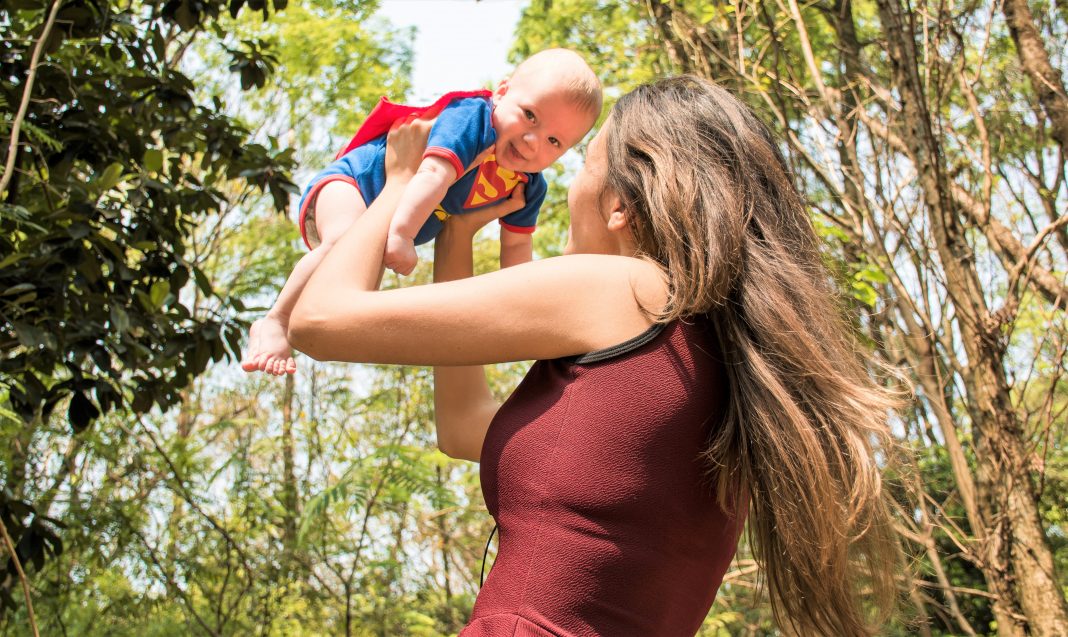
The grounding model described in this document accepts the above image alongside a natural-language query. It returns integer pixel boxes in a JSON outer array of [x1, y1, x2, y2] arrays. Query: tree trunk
[[873, 0, 1068, 633], [1002, 0, 1068, 155], [641, 0, 1068, 634], [344, 580, 353, 637], [280, 372, 298, 580]]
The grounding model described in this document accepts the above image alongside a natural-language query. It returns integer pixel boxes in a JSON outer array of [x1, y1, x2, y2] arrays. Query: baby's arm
[[384, 155, 455, 275], [499, 229, 533, 268]]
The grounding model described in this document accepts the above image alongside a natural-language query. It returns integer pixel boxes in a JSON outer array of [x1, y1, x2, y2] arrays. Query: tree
[[0, 0, 300, 613], [0, 0, 409, 624], [512, 1, 1068, 634]]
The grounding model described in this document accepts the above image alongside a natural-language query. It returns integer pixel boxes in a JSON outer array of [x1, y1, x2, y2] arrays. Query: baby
[[242, 49, 602, 375]]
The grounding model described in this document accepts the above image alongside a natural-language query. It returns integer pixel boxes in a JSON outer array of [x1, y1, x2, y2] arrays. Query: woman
[[289, 76, 901, 636]]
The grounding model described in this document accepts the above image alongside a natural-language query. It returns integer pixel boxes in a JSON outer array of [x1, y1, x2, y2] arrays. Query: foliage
[[0, 0, 302, 608], [0, 0, 296, 436], [0, 0, 410, 626], [510, 0, 1068, 634], [2, 0, 1066, 634]]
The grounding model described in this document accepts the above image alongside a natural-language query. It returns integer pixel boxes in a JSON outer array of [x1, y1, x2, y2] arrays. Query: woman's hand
[[384, 114, 434, 182], [440, 182, 527, 245]]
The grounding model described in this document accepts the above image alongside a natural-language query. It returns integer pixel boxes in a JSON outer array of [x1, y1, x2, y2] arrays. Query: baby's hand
[[385, 232, 418, 275]]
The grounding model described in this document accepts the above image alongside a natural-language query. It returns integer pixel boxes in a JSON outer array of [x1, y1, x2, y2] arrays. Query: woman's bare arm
[[430, 199, 519, 461], [498, 229, 533, 269], [290, 252, 659, 365]]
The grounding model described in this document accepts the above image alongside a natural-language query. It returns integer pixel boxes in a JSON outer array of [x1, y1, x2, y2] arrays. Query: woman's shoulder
[[544, 253, 665, 291], [518, 254, 668, 353], [532, 253, 667, 312]]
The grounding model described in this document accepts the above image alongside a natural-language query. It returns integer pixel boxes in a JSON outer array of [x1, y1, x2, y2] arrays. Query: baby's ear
[[494, 78, 510, 99]]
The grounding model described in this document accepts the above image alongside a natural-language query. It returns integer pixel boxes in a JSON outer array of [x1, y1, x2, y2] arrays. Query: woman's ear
[[602, 191, 628, 232], [606, 207, 637, 253], [606, 209, 629, 232]]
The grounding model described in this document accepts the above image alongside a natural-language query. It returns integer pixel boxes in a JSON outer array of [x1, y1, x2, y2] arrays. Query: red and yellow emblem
[[464, 154, 528, 209]]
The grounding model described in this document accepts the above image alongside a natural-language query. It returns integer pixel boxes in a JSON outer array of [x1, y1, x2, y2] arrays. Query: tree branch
[[1002, 0, 1068, 157], [0, 0, 62, 200], [0, 517, 40, 637]]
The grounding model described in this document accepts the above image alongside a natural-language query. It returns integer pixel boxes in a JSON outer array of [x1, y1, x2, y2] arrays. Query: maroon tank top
[[460, 320, 746, 637]]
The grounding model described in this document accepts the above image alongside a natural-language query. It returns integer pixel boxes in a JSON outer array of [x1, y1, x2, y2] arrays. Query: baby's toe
[[246, 353, 260, 370], [253, 353, 271, 372]]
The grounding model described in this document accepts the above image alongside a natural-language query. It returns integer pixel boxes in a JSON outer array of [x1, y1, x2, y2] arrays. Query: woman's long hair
[[605, 75, 902, 636]]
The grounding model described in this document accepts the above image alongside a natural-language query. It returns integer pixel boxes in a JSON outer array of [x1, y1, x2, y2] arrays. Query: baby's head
[[491, 49, 602, 173]]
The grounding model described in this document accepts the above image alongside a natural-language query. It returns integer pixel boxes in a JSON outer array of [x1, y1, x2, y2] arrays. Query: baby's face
[[491, 74, 594, 173]]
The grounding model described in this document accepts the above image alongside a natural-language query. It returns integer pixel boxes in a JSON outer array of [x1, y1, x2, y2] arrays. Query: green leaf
[[12, 322, 47, 348], [110, 305, 130, 333], [2, 283, 35, 296], [855, 264, 889, 285], [20, 120, 62, 152], [149, 280, 170, 308], [150, 27, 166, 60], [143, 149, 163, 173], [0, 403, 20, 423], [192, 266, 213, 296], [0, 252, 26, 269], [94, 162, 124, 193], [851, 279, 878, 307], [67, 392, 99, 433]]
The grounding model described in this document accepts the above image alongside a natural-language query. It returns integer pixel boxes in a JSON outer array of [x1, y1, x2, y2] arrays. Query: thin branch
[[0, 517, 40, 637], [118, 416, 257, 583], [129, 525, 219, 636], [1006, 214, 1068, 296], [0, 0, 63, 199]]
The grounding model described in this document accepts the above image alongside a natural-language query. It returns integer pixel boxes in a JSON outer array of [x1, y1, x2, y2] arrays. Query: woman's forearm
[[432, 222, 500, 461], [499, 231, 533, 268], [287, 178, 406, 354]]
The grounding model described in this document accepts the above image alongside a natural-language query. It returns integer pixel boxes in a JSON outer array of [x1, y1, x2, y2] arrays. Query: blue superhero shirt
[[298, 96, 547, 247]]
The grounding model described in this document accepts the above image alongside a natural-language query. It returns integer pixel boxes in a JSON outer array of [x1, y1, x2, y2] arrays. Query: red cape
[[335, 89, 494, 159]]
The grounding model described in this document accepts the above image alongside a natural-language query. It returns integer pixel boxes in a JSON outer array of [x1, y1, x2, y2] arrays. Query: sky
[[372, 0, 584, 180], [375, 0, 527, 103]]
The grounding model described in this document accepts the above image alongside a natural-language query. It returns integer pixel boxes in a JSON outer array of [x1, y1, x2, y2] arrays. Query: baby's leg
[[243, 181, 366, 375]]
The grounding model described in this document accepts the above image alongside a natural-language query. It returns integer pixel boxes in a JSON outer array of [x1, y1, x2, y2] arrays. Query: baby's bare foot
[[384, 233, 418, 276], [242, 316, 297, 375]]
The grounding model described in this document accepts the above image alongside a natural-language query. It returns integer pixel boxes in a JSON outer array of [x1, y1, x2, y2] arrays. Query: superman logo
[[463, 154, 528, 209]]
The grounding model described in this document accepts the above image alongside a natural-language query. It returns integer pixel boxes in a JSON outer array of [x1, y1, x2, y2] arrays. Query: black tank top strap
[[572, 322, 668, 365]]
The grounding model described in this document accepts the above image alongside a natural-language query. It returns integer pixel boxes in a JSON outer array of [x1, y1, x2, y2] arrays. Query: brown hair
[[604, 75, 902, 635]]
